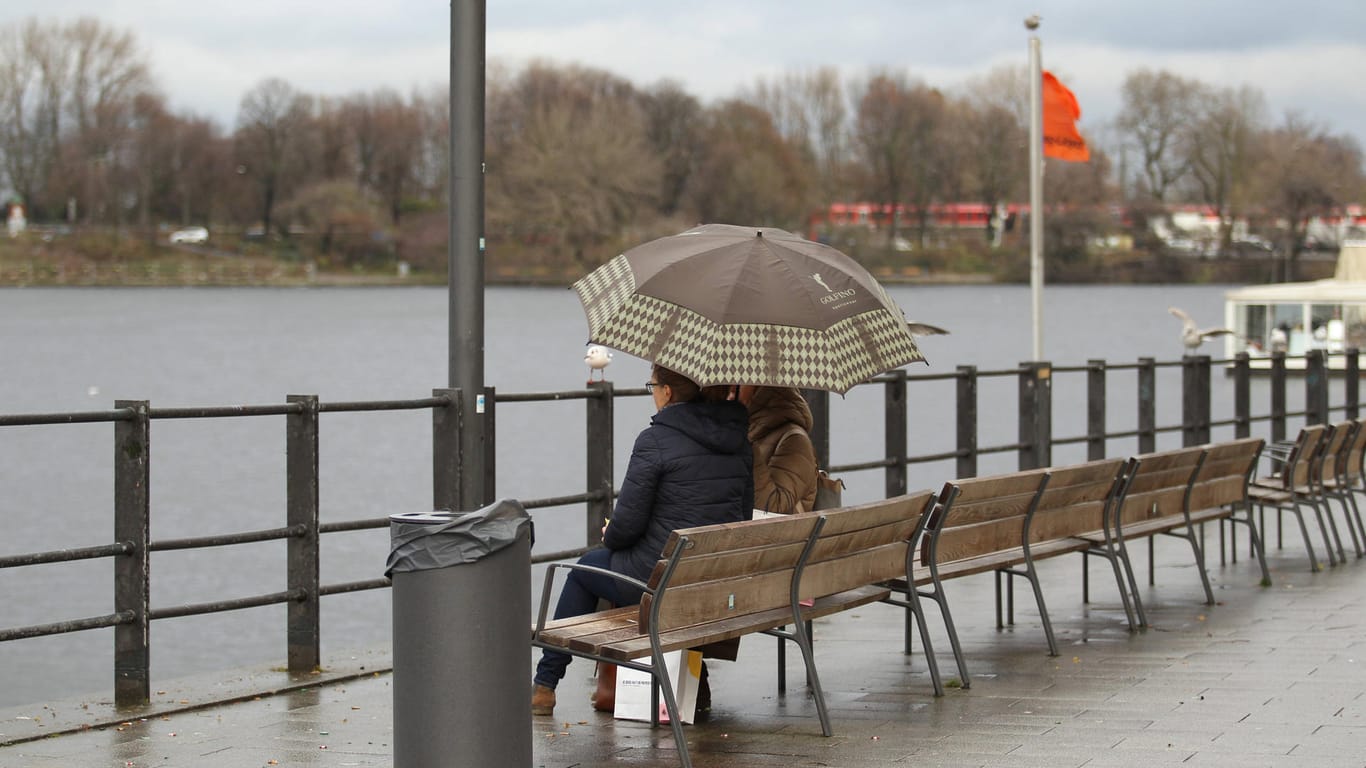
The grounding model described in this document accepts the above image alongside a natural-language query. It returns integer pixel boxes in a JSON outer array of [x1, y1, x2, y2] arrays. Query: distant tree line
[[1, 16, 1363, 280]]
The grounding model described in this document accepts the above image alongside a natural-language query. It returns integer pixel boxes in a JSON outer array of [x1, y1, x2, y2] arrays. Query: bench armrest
[[532, 560, 652, 635]]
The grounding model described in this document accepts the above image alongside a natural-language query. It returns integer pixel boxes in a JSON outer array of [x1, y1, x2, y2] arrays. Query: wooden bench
[[884, 457, 1132, 688], [530, 490, 936, 768], [1079, 438, 1264, 628], [1248, 424, 1332, 571], [1322, 419, 1366, 557]]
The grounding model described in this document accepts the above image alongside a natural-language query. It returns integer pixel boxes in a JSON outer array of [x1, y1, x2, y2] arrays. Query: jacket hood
[[746, 387, 814, 441], [652, 399, 750, 454]]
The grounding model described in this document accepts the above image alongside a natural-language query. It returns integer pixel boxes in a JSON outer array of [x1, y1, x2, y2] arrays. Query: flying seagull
[[1169, 307, 1234, 352], [584, 344, 613, 382]]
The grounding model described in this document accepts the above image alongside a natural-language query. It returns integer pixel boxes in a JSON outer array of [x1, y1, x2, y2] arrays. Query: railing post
[[956, 366, 978, 479], [804, 389, 831, 470], [482, 386, 497, 504], [884, 370, 908, 498], [286, 394, 320, 673], [1234, 352, 1251, 438], [1018, 362, 1051, 470], [1181, 355, 1212, 446], [1270, 353, 1287, 442], [1347, 349, 1360, 420], [114, 400, 150, 708], [1305, 349, 1329, 425], [586, 382, 614, 545], [1087, 359, 1106, 460], [432, 387, 462, 510], [1137, 357, 1156, 454]]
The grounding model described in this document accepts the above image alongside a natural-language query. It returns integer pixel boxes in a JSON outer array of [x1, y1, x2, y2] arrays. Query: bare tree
[[683, 99, 811, 228], [1254, 114, 1366, 281], [235, 77, 314, 234], [0, 18, 64, 218], [61, 17, 156, 224], [1115, 69, 1198, 202], [1182, 84, 1265, 254], [742, 67, 851, 206], [637, 80, 703, 216], [486, 63, 662, 268]]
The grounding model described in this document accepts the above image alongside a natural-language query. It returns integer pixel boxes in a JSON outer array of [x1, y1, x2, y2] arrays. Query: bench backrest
[[1317, 421, 1355, 488], [926, 469, 1048, 565], [1339, 419, 1366, 485], [1113, 445, 1205, 528], [1189, 437, 1263, 511], [643, 513, 821, 632], [1271, 424, 1328, 491], [641, 491, 935, 632], [1027, 458, 1126, 544], [801, 490, 935, 599]]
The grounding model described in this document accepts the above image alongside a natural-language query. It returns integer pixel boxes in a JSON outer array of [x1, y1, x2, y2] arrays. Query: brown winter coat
[[747, 387, 819, 514]]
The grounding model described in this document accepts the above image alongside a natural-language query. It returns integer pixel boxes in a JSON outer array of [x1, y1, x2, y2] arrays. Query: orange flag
[[1042, 71, 1089, 162]]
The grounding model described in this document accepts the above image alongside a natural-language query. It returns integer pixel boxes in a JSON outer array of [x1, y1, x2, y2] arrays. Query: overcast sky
[[6, 0, 1366, 154]]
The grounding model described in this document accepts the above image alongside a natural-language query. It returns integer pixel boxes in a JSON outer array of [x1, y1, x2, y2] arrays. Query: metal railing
[[0, 349, 1357, 706]]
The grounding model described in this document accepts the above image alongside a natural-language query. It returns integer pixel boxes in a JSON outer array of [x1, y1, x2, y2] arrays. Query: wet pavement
[[4, 532, 1366, 768]]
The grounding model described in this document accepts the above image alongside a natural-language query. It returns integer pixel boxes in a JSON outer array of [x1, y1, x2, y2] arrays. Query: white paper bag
[[613, 649, 701, 724]]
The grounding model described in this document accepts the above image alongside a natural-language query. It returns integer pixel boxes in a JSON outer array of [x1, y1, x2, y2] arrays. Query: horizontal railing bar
[[151, 589, 305, 620], [0, 542, 131, 569], [495, 390, 602, 403], [321, 518, 389, 534], [150, 525, 305, 552], [0, 611, 133, 642], [533, 546, 592, 565], [319, 397, 449, 413], [523, 492, 599, 509], [0, 408, 135, 426], [150, 404, 301, 419], [320, 578, 391, 596]]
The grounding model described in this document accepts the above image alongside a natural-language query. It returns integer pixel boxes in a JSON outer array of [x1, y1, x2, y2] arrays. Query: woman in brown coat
[[738, 385, 819, 515]]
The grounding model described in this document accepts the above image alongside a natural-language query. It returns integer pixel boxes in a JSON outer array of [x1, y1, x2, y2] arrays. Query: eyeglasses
[[645, 381, 662, 393]]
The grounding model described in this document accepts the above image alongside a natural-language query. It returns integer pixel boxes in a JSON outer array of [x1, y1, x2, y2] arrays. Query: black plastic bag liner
[[385, 498, 532, 577]]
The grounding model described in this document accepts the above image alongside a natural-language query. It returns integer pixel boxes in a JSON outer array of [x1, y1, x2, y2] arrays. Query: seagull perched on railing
[[1169, 307, 1234, 352], [584, 345, 612, 382]]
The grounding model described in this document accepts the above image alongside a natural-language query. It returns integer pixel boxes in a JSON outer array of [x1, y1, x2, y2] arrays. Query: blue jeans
[[534, 547, 638, 690]]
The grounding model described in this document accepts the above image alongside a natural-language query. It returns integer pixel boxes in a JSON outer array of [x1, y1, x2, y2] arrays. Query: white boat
[[1224, 241, 1366, 370]]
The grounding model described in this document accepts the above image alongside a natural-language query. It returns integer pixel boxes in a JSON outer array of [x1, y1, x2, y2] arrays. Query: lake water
[[0, 283, 1318, 707]]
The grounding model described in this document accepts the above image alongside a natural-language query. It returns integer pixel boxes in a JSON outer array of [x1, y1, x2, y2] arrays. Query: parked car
[[169, 226, 208, 244]]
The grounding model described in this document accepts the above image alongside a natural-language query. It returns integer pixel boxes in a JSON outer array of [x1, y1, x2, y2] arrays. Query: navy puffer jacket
[[603, 398, 753, 601]]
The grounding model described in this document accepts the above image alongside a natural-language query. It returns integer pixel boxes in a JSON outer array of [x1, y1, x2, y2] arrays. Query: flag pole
[[1027, 20, 1044, 362]]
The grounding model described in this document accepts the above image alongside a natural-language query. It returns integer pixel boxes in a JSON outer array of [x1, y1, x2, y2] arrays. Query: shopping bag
[[613, 649, 702, 724]]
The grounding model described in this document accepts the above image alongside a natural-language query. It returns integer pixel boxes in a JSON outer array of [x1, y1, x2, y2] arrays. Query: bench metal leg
[[788, 618, 832, 737], [1337, 494, 1365, 557], [647, 646, 694, 768], [1110, 538, 1148, 629], [884, 585, 947, 696], [1347, 491, 1366, 556], [919, 581, 971, 689], [1308, 499, 1341, 567]]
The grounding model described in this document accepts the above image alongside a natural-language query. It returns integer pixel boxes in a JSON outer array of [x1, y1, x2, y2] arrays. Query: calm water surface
[[0, 283, 1307, 707]]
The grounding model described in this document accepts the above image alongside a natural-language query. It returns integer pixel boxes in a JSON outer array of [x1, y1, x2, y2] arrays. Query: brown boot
[[531, 684, 556, 716]]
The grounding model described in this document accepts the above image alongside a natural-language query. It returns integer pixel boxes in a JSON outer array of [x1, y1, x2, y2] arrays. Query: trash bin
[[387, 499, 533, 768]]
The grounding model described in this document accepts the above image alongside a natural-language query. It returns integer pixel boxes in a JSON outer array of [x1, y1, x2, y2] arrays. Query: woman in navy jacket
[[532, 364, 753, 714]]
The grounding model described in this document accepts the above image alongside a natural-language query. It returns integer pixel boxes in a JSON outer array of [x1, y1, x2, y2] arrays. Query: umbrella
[[572, 223, 926, 394]]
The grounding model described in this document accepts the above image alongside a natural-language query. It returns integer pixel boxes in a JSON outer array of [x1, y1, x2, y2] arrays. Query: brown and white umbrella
[[572, 223, 926, 394]]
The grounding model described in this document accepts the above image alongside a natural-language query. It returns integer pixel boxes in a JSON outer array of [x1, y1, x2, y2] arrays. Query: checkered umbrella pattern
[[572, 225, 926, 393]]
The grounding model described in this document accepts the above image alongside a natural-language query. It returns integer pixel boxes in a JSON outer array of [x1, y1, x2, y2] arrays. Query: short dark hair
[[651, 364, 723, 404]]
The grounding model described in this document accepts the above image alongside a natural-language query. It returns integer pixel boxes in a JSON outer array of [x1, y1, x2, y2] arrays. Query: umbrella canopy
[[572, 223, 926, 394]]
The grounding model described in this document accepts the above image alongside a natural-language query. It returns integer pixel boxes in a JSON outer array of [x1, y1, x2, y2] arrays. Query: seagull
[[1168, 307, 1234, 352], [584, 345, 612, 382], [907, 322, 950, 337]]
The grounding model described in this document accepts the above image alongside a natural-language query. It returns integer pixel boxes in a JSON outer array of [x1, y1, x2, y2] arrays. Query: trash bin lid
[[385, 498, 531, 576]]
